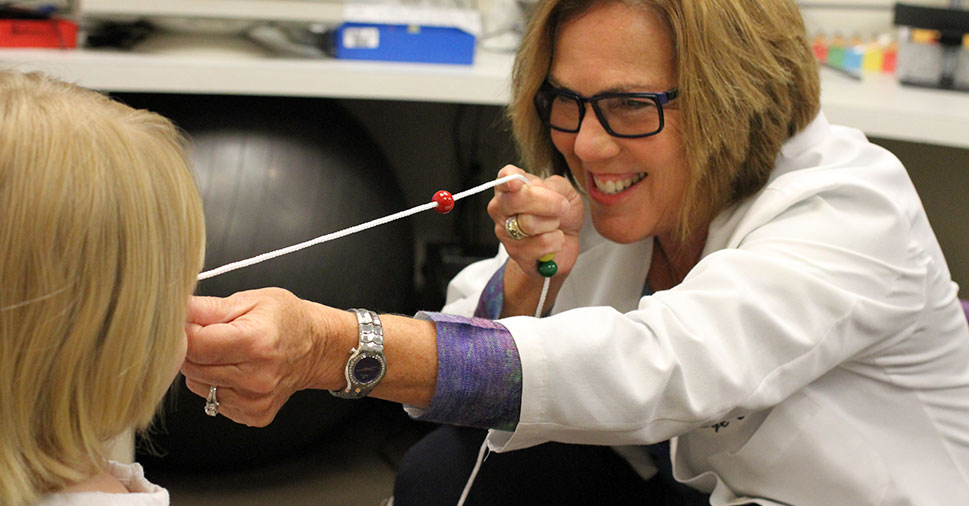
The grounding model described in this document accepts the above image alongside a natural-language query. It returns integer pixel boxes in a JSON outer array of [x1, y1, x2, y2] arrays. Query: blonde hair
[[510, 0, 820, 242], [0, 70, 205, 505]]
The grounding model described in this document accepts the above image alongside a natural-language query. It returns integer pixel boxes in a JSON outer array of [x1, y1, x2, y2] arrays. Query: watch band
[[330, 308, 387, 399]]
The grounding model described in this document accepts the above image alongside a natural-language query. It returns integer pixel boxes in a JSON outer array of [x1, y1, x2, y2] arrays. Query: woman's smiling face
[[549, 1, 688, 244]]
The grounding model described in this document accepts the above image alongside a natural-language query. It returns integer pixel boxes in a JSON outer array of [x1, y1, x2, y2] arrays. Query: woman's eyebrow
[[546, 76, 662, 94]]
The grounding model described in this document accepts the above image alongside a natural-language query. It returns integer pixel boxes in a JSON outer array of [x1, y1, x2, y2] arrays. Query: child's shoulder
[[33, 461, 169, 506]]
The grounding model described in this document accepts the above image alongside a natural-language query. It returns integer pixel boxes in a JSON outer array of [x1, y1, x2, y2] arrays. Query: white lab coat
[[442, 114, 969, 505]]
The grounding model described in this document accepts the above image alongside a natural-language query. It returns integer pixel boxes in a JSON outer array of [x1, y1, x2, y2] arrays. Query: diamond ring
[[204, 386, 220, 417]]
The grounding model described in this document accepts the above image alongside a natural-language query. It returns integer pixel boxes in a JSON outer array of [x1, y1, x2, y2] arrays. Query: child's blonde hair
[[0, 70, 206, 505]]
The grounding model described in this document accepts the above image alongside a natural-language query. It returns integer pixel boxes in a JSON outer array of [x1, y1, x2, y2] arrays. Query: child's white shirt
[[35, 461, 168, 506]]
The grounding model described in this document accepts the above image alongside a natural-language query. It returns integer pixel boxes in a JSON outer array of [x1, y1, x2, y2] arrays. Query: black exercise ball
[[116, 93, 415, 471]]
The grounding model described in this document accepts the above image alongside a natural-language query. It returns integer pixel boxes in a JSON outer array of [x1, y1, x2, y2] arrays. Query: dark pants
[[393, 425, 708, 506]]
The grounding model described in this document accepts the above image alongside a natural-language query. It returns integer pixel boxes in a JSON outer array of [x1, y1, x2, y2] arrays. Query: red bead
[[432, 190, 455, 214]]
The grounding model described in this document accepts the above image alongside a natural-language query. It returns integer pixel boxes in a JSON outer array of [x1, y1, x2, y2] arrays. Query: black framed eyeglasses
[[533, 80, 679, 138]]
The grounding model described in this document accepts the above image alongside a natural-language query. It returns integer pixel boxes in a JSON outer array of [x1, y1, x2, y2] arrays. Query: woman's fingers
[[184, 377, 282, 427], [187, 294, 255, 326], [487, 167, 584, 281], [185, 320, 255, 365], [511, 212, 562, 239], [490, 169, 572, 231], [185, 292, 274, 364], [494, 164, 534, 195], [181, 361, 250, 393], [495, 183, 571, 220], [181, 287, 324, 427], [543, 175, 586, 234], [495, 220, 566, 253]]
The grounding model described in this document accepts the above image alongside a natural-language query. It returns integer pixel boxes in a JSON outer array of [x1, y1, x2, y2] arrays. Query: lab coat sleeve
[[440, 247, 509, 317], [489, 176, 928, 452]]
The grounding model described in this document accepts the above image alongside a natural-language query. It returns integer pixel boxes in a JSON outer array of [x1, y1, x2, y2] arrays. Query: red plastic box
[[0, 19, 77, 48]]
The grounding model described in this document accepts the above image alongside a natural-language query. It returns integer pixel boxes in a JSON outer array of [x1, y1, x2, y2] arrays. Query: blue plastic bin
[[333, 22, 475, 65]]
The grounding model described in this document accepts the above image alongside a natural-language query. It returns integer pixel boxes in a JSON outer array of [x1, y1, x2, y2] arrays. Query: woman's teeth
[[594, 173, 647, 195]]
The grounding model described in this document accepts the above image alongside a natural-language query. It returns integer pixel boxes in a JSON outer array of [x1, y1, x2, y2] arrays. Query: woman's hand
[[487, 165, 584, 316], [181, 288, 355, 427]]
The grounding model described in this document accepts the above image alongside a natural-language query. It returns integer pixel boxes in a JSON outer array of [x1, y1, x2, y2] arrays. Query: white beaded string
[[535, 278, 550, 319], [456, 176, 551, 506], [458, 273, 550, 506], [197, 173, 531, 281], [457, 437, 491, 506], [194, 171, 550, 506]]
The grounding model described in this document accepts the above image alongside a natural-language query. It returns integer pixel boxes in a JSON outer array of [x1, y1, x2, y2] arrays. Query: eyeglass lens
[[547, 93, 662, 136]]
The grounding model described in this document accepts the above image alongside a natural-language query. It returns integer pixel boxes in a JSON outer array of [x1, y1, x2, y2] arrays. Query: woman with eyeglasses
[[182, 0, 969, 504]]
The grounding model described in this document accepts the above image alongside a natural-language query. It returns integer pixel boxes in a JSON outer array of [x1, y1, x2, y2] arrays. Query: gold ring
[[505, 215, 529, 240]]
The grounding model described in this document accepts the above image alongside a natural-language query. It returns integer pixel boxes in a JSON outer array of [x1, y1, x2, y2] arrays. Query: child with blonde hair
[[0, 70, 205, 505]]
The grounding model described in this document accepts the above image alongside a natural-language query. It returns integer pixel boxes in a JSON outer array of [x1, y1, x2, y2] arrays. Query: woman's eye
[[617, 98, 654, 110], [601, 97, 654, 114], [552, 94, 574, 105]]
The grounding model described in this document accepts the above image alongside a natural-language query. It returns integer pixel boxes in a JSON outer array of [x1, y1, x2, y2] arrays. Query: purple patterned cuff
[[473, 262, 506, 319], [414, 311, 522, 431]]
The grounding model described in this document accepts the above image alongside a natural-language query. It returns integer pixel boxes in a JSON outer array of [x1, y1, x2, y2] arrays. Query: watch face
[[352, 356, 383, 384]]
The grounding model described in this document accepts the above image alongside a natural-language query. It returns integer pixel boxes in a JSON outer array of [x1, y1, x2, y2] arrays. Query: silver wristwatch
[[330, 308, 387, 399]]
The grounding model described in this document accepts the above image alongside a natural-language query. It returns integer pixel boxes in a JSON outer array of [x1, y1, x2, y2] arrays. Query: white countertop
[[819, 68, 969, 149]]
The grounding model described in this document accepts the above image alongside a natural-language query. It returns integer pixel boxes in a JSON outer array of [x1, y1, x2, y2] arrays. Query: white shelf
[[0, 47, 514, 105], [0, 46, 967, 148], [80, 0, 344, 23]]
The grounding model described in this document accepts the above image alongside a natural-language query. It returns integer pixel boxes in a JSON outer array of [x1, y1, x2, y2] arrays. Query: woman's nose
[[573, 107, 620, 161]]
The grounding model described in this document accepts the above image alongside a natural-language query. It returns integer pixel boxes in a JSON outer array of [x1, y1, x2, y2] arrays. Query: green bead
[[537, 260, 558, 277]]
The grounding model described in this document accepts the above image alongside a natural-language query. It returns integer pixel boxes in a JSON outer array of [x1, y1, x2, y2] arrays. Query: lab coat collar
[[702, 112, 831, 258], [779, 111, 830, 160]]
